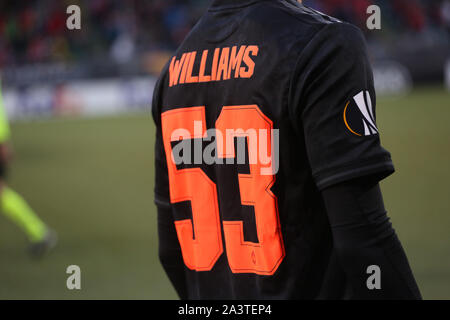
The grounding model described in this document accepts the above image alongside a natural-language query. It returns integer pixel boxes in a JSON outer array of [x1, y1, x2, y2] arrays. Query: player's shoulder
[[249, 1, 365, 50], [266, 0, 340, 25]]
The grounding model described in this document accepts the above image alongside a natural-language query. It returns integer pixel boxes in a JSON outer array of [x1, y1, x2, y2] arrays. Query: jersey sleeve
[[290, 22, 394, 190]]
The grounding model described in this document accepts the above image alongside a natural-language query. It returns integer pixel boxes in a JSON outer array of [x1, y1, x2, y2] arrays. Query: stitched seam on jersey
[[316, 163, 394, 191], [208, 0, 268, 12], [287, 22, 338, 135], [315, 159, 394, 188], [154, 193, 171, 208], [314, 154, 392, 177], [318, 163, 394, 187]]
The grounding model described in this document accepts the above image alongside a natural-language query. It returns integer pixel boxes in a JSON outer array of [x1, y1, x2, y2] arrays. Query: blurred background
[[0, 0, 448, 299]]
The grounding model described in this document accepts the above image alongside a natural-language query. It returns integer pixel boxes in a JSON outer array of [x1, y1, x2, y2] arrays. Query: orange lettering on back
[[228, 46, 246, 79], [211, 48, 220, 81], [179, 52, 192, 84], [216, 47, 230, 81], [186, 51, 199, 83], [169, 53, 187, 87], [240, 46, 259, 78], [199, 50, 211, 82], [168, 45, 258, 87]]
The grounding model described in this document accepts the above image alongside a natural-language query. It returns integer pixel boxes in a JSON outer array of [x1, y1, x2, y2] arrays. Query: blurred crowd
[[307, 0, 450, 33], [0, 0, 449, 69], [0, 0, 207, 68]]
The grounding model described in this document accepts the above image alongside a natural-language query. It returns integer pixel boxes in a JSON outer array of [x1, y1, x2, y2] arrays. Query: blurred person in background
[[0, 80, 56, 258]]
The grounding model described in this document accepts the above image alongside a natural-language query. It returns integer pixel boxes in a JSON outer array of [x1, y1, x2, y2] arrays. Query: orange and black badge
[[343, 90, 379, 137]]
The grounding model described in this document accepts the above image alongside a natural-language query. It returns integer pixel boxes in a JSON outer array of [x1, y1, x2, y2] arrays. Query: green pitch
[[0, 87, 448, 299]]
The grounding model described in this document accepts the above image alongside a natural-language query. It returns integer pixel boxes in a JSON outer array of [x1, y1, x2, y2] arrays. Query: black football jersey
[[152, 0, 394, 299]]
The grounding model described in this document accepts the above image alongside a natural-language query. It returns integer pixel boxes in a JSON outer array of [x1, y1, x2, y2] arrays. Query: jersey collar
[[209, 0, 267, 11]]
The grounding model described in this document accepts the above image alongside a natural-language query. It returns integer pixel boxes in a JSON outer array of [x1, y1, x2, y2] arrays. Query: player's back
[[153, 0, 391, 299]]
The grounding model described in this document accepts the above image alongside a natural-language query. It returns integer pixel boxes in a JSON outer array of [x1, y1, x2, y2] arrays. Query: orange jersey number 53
[[161, 105, 285, 275]]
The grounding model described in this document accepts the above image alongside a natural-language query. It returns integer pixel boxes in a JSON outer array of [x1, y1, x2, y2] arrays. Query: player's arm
[[290, 22, 421, 299], [322, 177, 421, 299], [154, 130, 188, 300], [152, 75, 188, 299]]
